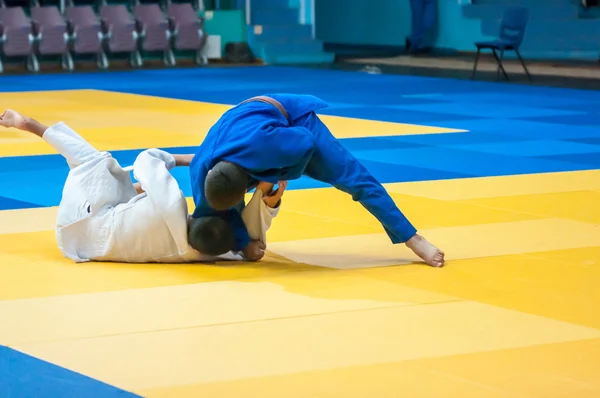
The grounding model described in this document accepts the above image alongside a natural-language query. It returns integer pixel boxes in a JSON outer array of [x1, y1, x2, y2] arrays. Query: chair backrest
[[31, 6, 65, 27], [65, 6, 99, 27], [100, 5, 133, 23], [498, 6, 529, 47], [168, 3, 199, 24], [0, 6, 29, 27], [134, 4, 165, 24]]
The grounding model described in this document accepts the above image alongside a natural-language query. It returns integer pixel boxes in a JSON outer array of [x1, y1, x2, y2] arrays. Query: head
[[205, 161, 248, 210], [187, 216, 235, 256]]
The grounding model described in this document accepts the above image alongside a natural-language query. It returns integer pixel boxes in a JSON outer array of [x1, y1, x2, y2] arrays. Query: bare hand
[[243, 240, 266, 261], [0, 109, 26, 129], [259, 181, 288, 208]]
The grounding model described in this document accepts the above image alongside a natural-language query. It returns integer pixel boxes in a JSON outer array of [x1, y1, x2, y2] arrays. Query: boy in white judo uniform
[[0, 109, 282, 263]]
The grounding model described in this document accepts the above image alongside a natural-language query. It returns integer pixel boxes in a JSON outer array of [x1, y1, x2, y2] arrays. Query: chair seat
[[475, 40, 515, 50], [472, 6, 531, 82]]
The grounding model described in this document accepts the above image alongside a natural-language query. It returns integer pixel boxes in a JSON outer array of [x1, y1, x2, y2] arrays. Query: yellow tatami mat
[[1, 169, 599, 396], [0, 90, 463, 157], [0, 89, 598, 397]]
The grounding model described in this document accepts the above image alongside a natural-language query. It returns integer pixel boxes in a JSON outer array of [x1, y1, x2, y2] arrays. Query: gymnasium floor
[[0, 66, 599, 397]]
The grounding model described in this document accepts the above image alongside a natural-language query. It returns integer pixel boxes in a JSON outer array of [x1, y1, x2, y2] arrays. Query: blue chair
[[471, 6, 531, 81]]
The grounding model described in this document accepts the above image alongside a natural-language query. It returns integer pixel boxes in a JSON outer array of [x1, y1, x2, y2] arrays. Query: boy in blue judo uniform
[[189, 94, 445, 267]]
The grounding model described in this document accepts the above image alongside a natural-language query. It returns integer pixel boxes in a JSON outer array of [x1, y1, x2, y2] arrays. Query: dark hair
[[187, 216, 235, 256], [205, 161, 248, 210]]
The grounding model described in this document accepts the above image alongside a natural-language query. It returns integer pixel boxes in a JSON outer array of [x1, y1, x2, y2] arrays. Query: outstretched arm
[[173, 154, 194, 167], [1, 109, 103, 169], [0, 109, 47, 137]]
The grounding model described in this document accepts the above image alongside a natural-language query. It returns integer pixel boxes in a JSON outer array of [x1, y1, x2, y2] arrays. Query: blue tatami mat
[[0, 66, 599, 209], [447, 140, 600, 157], [0, 346, 139, 398], [0, 196, 41, 211]]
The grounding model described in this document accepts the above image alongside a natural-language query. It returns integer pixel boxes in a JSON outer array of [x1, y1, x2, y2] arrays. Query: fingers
[[251, 251, 265, 261], [273, 181, 288, 199], [256, 181, 274, 195], [0, 109, 15, 128], [245, 240, 267, 261], [253, 241, 266, 261], [249, 248, 265, 261]]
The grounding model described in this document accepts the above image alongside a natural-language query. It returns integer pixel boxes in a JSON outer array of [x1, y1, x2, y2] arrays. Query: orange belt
[[238, 95, 290, 123]]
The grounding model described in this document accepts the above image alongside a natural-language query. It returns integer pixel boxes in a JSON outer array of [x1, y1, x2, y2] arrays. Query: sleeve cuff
[[141, 149, 177, 171]]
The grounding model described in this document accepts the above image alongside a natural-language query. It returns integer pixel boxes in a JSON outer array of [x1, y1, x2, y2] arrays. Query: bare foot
[[405, 234, 445, 268]]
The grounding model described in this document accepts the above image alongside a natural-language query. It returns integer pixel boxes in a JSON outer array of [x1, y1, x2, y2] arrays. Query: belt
[[238, 95, 290, 123]]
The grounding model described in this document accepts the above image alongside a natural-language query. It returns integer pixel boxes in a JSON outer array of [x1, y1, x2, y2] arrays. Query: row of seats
[[0, 2, 207, 73], [0, 0, 204, 8]]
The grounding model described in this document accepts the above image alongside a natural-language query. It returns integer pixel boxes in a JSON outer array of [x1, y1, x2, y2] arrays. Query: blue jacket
[[190, 94, 328, 250], [190, 93, 418, 251]]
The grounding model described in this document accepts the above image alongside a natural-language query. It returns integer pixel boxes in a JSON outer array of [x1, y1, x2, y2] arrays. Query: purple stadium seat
[[65, 5, 109, 69], [167, 3, 207, 64], [0, 7, 38, 73], [30, 6, 74, 71], [133, 4, 175, 66], [100, 5, 143, 67]]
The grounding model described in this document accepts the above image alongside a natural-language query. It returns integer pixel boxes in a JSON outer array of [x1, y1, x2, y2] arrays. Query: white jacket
[[46, 122, 277, 263]]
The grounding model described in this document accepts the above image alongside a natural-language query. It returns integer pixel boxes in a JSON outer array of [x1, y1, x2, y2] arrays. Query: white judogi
[[46, 122, 278, 263]]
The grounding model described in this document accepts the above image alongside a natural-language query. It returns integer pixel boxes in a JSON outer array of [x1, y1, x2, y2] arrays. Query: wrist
[[18, 116, 32, 131], [174, 154, 194, 167], [266, 198, 281, 209]]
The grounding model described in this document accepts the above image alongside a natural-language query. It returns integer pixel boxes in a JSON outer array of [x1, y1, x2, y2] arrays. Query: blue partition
[[246, 0, 334, 64], [314, 0, 600, 61]]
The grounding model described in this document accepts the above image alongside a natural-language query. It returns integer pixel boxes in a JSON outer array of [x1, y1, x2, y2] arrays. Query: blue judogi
[[189, 94, 417, 250]]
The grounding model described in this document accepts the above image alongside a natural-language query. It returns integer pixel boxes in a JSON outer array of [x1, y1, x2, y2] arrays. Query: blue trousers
[[409, 0, 437, 50], [297, 112, 418, 244]]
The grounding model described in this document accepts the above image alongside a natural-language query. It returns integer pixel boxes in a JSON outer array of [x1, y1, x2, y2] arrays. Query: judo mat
[[0, 66, 599, 397]]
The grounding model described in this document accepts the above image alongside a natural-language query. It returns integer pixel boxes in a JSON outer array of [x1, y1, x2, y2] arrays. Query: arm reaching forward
[[1, 109, 107, 170], [1, 109, 47, 136], [133, 153, 194, 194]]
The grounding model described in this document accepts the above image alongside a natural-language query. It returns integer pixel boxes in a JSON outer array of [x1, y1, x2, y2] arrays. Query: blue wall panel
[[314, 0, 600, 60]]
